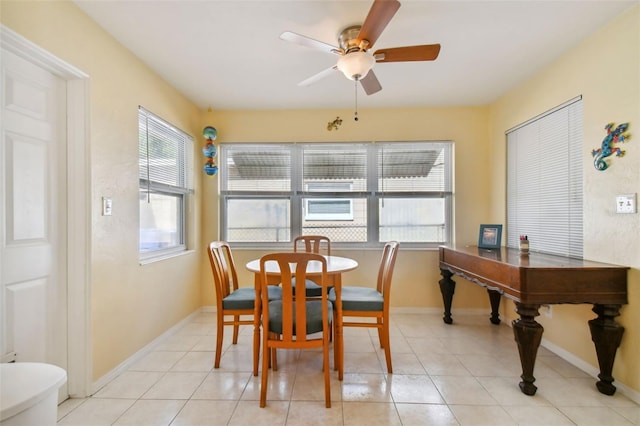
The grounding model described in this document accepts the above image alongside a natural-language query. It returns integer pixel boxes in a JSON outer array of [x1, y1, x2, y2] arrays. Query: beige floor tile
[[431, 376, 497, 405], [476, 377, 552, 406], [228, 400, 289, 425], [342, 351, 384, 374], [396, 403, 460, 426], [129, 350, 186, 372], [286, 400, 344, 425], [170, 351, 215, 372], [417, 352, 471, 376], [242, 371, 295, 401], [448, 405, 517, 425], [559, 406, 636, 425], [170, 400, 238, 426], [155, 334, 201, 351], [57, 398, 86, 421], [93, 371, 164, 399], [385, 352, 426, 375], [456, 354, 521, 377], [191, 371, 252, 400], [341, 373, 393, 402], [611, 406, 640, 425], [501, 405, 574, 425], [290, 371, 342, 402], [387, 374, 445, 404], [342, 401, 402, 426], [57, 398, 135, 425], [112, 399, 185, 425], [142, 372, 208, 399]]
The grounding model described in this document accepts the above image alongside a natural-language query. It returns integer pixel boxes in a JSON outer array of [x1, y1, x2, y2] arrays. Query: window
[[220, 142, 452, 248], [138, 107, 193, 258], [305, 182, 354, 221], [506, 97, 583, 258]]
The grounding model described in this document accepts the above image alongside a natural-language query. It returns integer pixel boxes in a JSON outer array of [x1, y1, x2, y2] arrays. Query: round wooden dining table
[[245, 255, 358, 286]]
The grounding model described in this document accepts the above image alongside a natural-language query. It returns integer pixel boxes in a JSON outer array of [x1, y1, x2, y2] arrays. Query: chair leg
[[214, 313, 224, 368], [252, 322, 260, 377], [323, 332, 331, 408], [260, 339, 269, 407], [334, 313, 344, 381], [232, 315, 240, 344], [381, 322, 392, 374]]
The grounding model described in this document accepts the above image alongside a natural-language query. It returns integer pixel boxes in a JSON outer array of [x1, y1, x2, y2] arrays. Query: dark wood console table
[[438, 245, 628, 396]]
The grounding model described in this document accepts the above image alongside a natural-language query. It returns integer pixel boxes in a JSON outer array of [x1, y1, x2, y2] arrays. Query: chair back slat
[[293, 235, 331, 256], [259, 252, 328, 344], [379, 241, 400, 299]]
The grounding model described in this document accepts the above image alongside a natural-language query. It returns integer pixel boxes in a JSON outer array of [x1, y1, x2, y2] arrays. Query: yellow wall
[[488, 5, 640, 394], [1, 1, 204, 380]]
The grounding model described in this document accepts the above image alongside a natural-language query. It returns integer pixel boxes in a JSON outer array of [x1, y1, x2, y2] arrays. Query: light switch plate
[[616, 194, 636, 214], [102, 197, 113, 216]]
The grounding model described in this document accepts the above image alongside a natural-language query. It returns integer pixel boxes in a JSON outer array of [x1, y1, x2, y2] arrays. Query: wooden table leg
[[588, 304, 624, 395], [487, 289, 502, 325], [439, 268, 456, 324], [512, 303, 543, 396]]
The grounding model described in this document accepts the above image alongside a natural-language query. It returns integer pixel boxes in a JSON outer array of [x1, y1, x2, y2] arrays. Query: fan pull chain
[[354, 80, 359, 122]]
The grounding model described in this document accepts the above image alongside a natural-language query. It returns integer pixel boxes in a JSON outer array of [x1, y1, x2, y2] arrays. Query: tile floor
[[57, 311, 639, 425]]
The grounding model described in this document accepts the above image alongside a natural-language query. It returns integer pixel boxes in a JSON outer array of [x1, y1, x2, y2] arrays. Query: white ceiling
[[73, 0, 637, 111]]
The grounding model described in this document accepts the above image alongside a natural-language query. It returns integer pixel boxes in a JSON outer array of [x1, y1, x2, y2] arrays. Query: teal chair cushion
[[292, 278, 326, 297], [223, 285, 282, 310], [267, 300, 333, 335], [329, 286, 383, 311]]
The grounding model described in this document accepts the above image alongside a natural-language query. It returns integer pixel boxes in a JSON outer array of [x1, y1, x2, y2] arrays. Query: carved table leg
[[588, 304, 624, 395], [512, 303, 543, 396], [439, 268, 456, 324], [487, 289, 502, 325]]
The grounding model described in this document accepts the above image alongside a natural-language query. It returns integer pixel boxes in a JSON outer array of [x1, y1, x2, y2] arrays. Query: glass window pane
[[226, 199, 290, 242], [379, 198, 445, 242], [302, 198, 367, 242], [139, 191, 182, 252]]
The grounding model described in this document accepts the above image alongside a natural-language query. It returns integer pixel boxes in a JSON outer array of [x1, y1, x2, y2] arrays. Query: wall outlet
[[616, 194, 637, 214]]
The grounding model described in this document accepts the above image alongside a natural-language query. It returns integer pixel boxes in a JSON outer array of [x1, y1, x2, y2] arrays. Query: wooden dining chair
[[293, 235, 331, 297], [330, 241, 399, 380], [258, 252, 333, 408], [207, 241, 282, 376]]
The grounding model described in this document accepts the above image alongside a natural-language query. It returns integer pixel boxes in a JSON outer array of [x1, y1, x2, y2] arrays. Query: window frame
[[219, 141, 453, 249], [138, 107, 194, 260]]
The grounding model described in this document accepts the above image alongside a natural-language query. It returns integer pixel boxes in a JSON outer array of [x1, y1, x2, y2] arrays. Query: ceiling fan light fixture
[[337, 51, 375, 81]]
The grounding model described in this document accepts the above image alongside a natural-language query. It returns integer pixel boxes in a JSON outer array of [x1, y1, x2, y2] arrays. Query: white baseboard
[[91, 309, 203, 395], [541, 337, 640, 405]]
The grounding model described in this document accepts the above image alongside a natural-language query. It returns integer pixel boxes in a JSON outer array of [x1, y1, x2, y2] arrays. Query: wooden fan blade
[[374, 44, 441, 62], [357, 0, 401, 49], [298, 65, 338, 87], [280, 31, 341, 55], [360, 70, 382, 95]]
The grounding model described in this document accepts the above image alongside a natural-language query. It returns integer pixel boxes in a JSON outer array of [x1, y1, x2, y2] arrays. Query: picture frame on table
[[478, 224, 503, 249]]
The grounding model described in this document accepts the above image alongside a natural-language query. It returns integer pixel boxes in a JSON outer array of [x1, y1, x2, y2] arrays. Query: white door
[[1, 49, 69, 400]]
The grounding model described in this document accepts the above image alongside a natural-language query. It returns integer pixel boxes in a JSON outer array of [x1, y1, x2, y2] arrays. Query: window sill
[[139, 249, 195, 265]]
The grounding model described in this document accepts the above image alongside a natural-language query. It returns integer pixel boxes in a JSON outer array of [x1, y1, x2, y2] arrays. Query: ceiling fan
[[280, 0, 441, 96]]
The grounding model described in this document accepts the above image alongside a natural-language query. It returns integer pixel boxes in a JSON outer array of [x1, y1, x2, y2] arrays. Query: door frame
[[1, 25, 92, 398]]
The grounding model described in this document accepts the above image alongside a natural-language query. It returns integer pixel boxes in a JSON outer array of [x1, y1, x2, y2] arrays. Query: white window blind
[[138, 107, 193, 193], [506, 97, 583, 258]]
